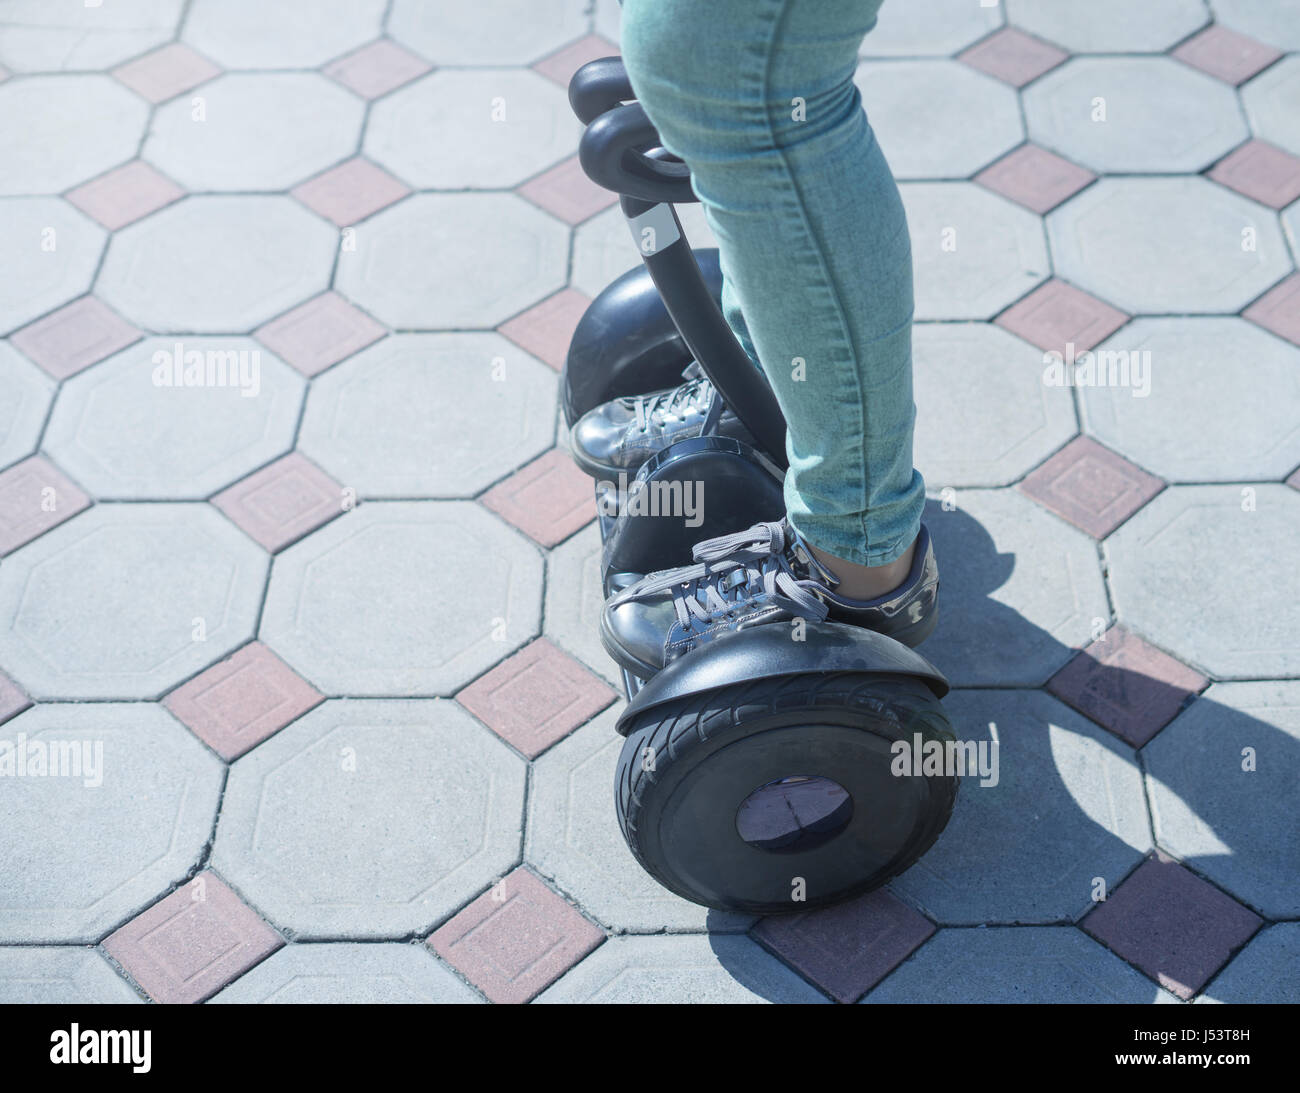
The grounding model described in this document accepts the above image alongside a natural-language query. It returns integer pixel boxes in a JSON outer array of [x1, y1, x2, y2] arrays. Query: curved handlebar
[[578, 103, 697, 204], [568, 55, 634, 125]]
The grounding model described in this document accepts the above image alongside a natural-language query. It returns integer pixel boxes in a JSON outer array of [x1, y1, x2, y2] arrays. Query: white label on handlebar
[[627, 203, 681, 256]]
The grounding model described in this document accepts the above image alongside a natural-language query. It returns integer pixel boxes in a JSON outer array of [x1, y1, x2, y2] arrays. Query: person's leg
[[620, 0, 924, 598]]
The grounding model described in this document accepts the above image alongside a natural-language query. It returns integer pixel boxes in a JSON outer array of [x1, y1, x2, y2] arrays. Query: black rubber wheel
[[615, 672, 959, 914]]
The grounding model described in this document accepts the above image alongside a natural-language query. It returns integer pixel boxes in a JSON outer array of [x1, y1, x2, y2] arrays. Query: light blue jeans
[[619, 0, 922, 566]]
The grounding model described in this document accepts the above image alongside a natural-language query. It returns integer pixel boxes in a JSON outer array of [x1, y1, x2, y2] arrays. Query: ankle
[[807, 537, 916, 601]]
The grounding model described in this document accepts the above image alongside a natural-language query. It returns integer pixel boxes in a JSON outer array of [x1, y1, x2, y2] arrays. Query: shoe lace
[[633, 378, 709, 433], [613, 520, 831, 631]]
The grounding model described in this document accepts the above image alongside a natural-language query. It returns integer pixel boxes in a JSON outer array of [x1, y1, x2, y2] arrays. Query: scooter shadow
[[705, 500, 1295, 1003]]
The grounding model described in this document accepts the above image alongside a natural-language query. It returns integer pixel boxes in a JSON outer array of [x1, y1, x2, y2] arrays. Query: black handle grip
[[578, 102, 696, 204], [568, 55, 634, 125]]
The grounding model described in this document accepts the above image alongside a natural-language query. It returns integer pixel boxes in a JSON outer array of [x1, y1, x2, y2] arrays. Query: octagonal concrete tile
[[259, 502, 542, 696], [1145, 682, 1300, 920], [0, 703, 223, 942], [0, 200, 106, 333], [0, 342, 56, 470], [209, 942, 481, 1003], [0, 76, 147, 195], [571, 202, 717, 300], [913, 322, 1077, 488], [902, 182, 1049, 320], [890, 690, 1151, 924], [863, 928, 1175, 1003], [366, 69, 580, 189], [183, 0, 386, 69], [1080, 318, 1300, 483], [922, 489, 1108, 686], [298, 334, 554, 499], [45, 337, 303, 500], [1212, 0, 1300, 52], [97, 197, 336, 334], [0, 504, 268, 700], [1107, 485, 1300, 679], [593, 0, 621, 42], [543, 522, 620, 688], [387, 0, 588, 65], [854, 61, 1022, 180], [1005, 0, 1209, 52], [212, 699, 526, 938], [1197, 924, 1300, 1004], [1241, 56, 1300, 158], [859, 0, 1003, 57], [145, 73, 364, 192], [1025, 57, 1247, 174], [535, 935, 827, 1004], [1048, 178, 1291, 314], [0, 0, 181, 73], [335, 194, 567, 329], [526, 710, 753, 933], [0, 947, 140, 1003]]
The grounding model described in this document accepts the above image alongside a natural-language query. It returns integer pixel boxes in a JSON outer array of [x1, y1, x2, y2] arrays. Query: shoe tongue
[[782, 523, 840, 589]]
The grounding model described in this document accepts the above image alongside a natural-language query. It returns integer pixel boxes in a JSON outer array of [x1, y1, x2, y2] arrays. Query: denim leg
[[619, 0, 924, 565]]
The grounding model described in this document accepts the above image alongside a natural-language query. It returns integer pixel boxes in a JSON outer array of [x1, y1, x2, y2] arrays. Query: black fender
[[600, 434, 784, 583], [562, 249, 723, 425], [614, 621, 950, 736]]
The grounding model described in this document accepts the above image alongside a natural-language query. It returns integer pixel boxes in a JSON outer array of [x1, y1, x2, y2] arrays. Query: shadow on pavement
[[704, 501, 1294, 1003]]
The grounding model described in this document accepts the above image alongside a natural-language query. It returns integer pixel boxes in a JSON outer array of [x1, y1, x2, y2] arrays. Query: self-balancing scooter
[[562, 57, 958, 914]]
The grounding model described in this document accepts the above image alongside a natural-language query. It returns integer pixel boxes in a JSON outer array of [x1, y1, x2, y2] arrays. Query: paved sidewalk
[[1, 0, 1298, 1004]]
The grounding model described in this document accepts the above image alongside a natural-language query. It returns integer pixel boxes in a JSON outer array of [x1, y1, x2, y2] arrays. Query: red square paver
[[1047, 626, 1208, 747], [324, 39, 431, 99], [66, 160, 184, 231], [211, 451, 345, 552], [996, 279, 1130, 356], [1244, 274, 1300, 348], [291, 157, 410, 227], [0, 456, 91, 556], [498, 288, 590, 371], [457, 638, 616, 758], [0, 670, 31, 727], [517, 155, 617, 226], [254, 292, 386, 377], [9, 297, 141, 380], [112, 43, 221, 103], [1172, 24, 1282, 85], [164, 642, 324, 760], [1018, 436, 1165, 539], [480, 449, 596, 547], [753, 888, 935, 1003], [428, 867, 603, 1004], [103, 872, 283, 1004], [1082, 854, 1262, 1000], [1209, 140, 1300, 210], [975, 144, 1095, 214], [958, 27, 1068, 87], [533, 34, 620, 87]]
